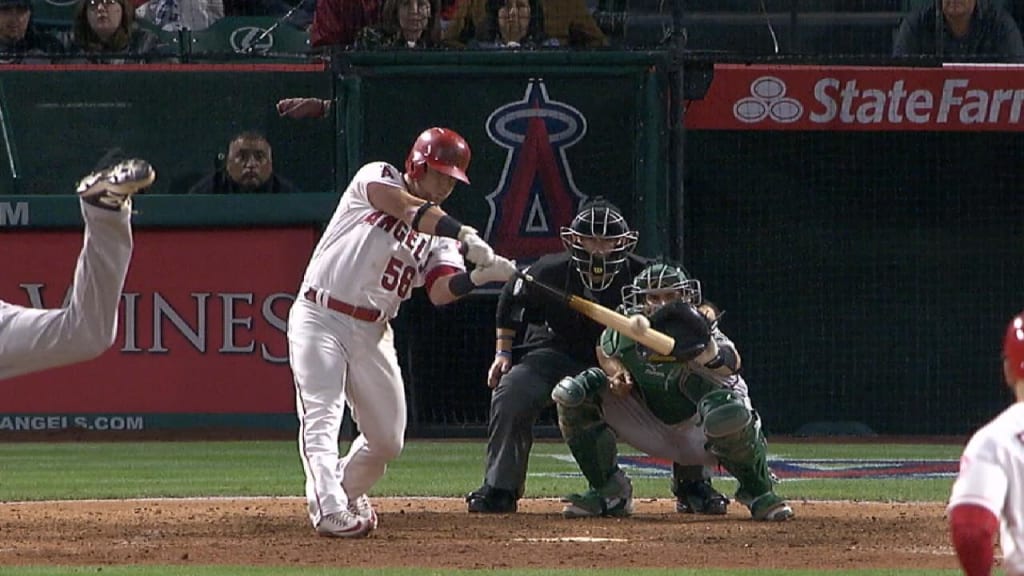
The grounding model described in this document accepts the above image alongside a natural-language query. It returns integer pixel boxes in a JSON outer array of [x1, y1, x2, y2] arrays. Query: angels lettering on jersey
[[360, 164, 436, 298]]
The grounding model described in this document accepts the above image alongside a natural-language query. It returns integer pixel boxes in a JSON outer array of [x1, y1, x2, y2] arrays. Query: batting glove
[[470, 256, 517, 285], [459, 227, 495, 267]]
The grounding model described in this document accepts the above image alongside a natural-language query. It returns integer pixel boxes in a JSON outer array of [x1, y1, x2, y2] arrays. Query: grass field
[[0, 440, 967, 575]]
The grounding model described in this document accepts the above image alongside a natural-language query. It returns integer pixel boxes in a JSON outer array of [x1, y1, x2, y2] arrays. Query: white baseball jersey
[[948, 402, 1024, 576], [302, 161, 465, 318]]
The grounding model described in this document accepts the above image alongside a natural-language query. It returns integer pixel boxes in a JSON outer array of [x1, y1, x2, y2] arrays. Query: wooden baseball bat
[[514, 270, 675, 356]]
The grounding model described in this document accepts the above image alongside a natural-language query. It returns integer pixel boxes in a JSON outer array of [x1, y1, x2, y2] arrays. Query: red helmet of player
[[1004, 312, 1024, 383], [405, 127, 471, 184]]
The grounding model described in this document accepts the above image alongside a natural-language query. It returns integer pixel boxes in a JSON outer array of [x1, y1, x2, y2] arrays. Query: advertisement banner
[[686, 64, 1024, 132], [0, 227, 315, 422]]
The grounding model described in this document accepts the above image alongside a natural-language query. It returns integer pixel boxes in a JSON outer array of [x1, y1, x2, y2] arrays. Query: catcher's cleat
[[738, 491, 794, 522], [348, 494, 379, 531], [561, 489, 634, 518], [316, 509, 372, 538], [76, 158, 155, 210], [676, 479, 729, 515], [561, 472, 634, 518], [466, 485, 517, 514]]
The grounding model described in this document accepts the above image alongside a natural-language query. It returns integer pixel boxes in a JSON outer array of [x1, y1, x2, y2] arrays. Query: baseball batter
[[948, 312, 1024, 576], [551, 263, 793, 521], [0, 155, 154, 381], [288, 127, 516, 538]]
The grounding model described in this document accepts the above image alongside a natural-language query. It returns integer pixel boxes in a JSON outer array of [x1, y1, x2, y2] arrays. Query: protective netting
[[681, 129, 1024, 434]]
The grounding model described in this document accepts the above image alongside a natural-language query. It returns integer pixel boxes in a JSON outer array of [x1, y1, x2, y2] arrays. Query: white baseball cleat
[[348, 495, 379, 531], [76, 158, 156, 210], [315, 510, 371, 538]]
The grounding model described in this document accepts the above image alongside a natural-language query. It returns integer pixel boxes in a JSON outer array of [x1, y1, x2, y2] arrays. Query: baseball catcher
[[551, 262, 793, 521]]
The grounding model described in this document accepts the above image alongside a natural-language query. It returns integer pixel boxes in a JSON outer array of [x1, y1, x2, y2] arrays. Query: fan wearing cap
[[286, 127, 517, 538], [948, 312, 1024, 576], [0, 0, 63, 62]]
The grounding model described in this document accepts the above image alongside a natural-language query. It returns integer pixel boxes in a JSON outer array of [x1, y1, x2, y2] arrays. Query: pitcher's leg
[[0, 200, 132, 381]]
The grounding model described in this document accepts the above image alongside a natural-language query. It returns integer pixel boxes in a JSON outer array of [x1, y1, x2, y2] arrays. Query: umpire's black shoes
[[675, 479, 729, 515], [466, 485, 517, 513]]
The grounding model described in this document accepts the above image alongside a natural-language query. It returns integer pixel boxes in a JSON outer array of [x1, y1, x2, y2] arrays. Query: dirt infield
[[0, 497, 963, 571]]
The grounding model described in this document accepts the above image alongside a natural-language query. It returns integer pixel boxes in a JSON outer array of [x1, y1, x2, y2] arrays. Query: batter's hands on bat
[[458, 226, 495, 267], [276, 98, 330, 119], [470, 256, 517, 285], [487, 354, 511, 389]]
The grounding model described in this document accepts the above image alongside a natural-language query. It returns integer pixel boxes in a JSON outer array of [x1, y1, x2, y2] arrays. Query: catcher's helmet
[[622, 262, 701, 316], [1004, 313, 1024, 382], [405, 127, 471, 184], [559, 199, 638, 291]]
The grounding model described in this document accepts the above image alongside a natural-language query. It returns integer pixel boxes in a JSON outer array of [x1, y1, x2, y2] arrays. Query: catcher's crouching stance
[[552, 263, 793, 521]]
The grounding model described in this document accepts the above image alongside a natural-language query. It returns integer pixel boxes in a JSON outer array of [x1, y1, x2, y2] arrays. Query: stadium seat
[[186, 17, 310, 61], [31, 0, 76, 27]]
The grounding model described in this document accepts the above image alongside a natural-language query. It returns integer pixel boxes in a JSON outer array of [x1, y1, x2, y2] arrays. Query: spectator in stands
[[309, 0, 379, 48], [135, 0, 224, 32], [0, 0, 64, 62], [893, 0, 1024, 61], [68, 0, 171, 61], [189, 131, 299, 194], [443, 0, 604, 48], [354, 0, 440, 48], [471, 0, 545, 48]]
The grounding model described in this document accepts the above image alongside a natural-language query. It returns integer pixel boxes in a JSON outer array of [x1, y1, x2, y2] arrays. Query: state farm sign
[[686, 64, 1024, 131]]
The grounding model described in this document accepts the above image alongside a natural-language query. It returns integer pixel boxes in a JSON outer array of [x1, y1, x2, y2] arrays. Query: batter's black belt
[[303, 288, 383, 323]]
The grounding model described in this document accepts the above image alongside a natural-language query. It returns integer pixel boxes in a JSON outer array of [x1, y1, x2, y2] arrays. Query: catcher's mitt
[[648, 300, 712, 362]]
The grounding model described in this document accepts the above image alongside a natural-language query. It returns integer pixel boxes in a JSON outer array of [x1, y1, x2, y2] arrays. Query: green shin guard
[[564, 418, 620, 492], [699, 389, 775, 500]]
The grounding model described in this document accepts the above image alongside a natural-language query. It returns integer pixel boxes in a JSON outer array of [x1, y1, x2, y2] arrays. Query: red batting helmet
[[405, 127, 471, 184], [1005, 313, 1024, 382]]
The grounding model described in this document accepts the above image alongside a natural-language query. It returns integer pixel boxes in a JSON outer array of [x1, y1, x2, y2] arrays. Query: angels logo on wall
[[483, 79, 588, 261]]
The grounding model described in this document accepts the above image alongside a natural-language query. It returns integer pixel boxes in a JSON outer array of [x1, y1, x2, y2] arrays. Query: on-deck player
[[948, 311, 1024, 576], [288, 127, 517, 538], [0, 153, 155, 381]]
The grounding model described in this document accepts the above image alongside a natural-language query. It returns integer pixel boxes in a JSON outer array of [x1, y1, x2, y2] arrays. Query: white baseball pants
[[287, 298, 406, 526], [0, 200, 132, 381]]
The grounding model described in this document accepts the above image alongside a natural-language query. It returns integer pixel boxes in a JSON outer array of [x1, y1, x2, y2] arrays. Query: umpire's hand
[[487, 354, 511, 389]]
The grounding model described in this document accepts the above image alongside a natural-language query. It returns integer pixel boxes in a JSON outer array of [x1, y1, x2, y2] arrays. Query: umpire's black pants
[[483, 348, 590, 497]]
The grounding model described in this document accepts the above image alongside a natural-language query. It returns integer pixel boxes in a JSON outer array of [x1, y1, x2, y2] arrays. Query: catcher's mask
[[622, 263, 701, 316], [1004, 312, 1024, 383], [405, 127, 471, 184], [559, 200, 638, 291]]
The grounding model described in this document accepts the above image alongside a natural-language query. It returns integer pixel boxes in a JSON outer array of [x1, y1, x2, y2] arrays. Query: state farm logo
[[733, 76, 803, 124]]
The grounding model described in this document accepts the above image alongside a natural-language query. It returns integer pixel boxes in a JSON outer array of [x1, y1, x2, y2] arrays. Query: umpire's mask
[[559, 200, 638, 291]]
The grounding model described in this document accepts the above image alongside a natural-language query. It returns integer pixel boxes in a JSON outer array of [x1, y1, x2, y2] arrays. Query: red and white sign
[[1, 228, 316, 413], [686, 64, 1024, 131]]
